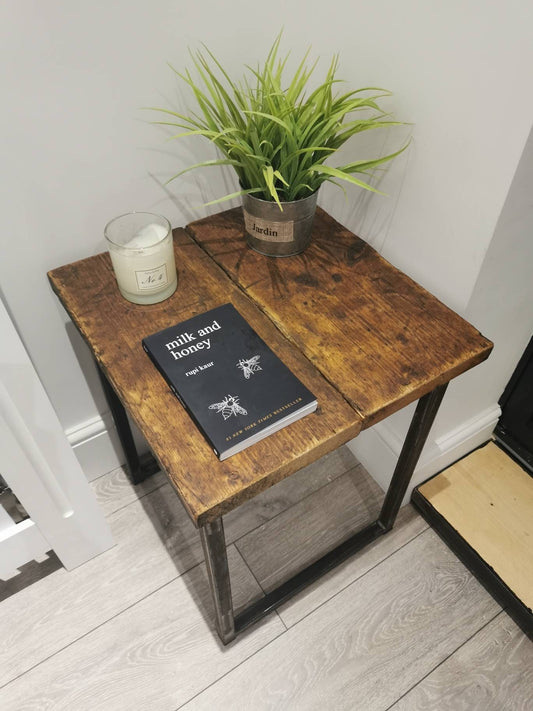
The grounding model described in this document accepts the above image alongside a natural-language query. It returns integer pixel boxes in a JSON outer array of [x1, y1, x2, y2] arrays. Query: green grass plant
[[150, 34, 407, 209]]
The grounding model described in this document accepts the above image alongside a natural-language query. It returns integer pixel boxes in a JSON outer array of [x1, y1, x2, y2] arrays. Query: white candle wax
[[125, 223, 168, 248], [105, 214, 178, 305]]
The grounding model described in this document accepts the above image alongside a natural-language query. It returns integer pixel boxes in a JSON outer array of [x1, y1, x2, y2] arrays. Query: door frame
[[0, 297, 113, 579]]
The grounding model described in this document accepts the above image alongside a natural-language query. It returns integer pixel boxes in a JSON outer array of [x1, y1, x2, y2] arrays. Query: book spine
[[141, 342, 221, 459]]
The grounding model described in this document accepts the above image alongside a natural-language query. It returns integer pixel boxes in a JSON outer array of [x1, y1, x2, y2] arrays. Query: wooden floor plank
[[0, 485, 201, 687], [0, 546, 284, 711], [391, 613, 533, 710], [181, 530, 501, 711], [4, 448, 531, 710], [90, 465, 168, 517], [277, 504, 428, 627], [0, 446, 356, 687], [224, 446, 360, 543], [236, 465, 385, 592], [418, 442, 533, 609]]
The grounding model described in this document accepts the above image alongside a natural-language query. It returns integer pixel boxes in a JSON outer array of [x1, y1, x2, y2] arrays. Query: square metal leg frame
[[200, 383, 448, 644], [99, 359, 448, 644]]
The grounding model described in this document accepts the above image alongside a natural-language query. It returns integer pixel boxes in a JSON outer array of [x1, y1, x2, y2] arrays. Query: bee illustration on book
[[237, 355, 262, 379], [209, 394, 248, 420]]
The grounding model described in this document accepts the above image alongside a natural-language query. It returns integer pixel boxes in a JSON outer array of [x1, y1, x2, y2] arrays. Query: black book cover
[[142, 303, 317, 460]]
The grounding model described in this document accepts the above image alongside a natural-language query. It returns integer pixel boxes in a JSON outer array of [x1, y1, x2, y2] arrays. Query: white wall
[[1, 1, 532, 481], [438, 125, 533, 435], [350, 123, 533, 497]]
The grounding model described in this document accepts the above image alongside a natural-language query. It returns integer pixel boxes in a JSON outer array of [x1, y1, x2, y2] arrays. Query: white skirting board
[[66, 413, 124, 482], [67, 412, 149, 482], [347, 404, 502, 504]]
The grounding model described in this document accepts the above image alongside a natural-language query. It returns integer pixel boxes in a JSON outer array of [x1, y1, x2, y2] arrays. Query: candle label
[[135, 263, 169, 290], [243, 211, 294, 242]]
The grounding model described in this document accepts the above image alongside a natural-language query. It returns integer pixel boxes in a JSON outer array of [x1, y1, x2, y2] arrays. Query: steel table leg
[[378, 382, 448, 530], [199, 518, 236, 644], [96, 362, 159, 485]]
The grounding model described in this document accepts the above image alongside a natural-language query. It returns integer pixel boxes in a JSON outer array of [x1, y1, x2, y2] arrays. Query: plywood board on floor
[[418, 442, 533, 610]]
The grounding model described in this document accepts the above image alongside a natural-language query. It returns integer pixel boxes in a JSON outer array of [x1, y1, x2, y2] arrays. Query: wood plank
[[391, 613, 533, 710], [236, 466, 385, 592], [0, 546, 285, 711], [418, 442, 533, 609], [277, 504, 428, 628], [181, 530, 501, 711], [187, 207, 493, 427], [0, 445, 360, 686], [90, 448, 357, 553], [0, 485, 202, 686], [48, 230, 361, 526], [90, 466, 168, 517], [223, 445, 360, 543], [89, 446, 358, 552], [0, 551, 61, 603]]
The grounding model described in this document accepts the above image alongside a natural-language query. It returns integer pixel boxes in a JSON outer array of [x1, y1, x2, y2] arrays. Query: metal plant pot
[[242, 190, 318, 257]]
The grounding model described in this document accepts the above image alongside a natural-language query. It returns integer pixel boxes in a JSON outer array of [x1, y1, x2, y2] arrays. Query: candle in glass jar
[[105, 212, 177, 304]]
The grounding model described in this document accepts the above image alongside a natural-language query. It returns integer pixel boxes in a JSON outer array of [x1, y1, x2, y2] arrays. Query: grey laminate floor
[[1, 447, 531, 710]]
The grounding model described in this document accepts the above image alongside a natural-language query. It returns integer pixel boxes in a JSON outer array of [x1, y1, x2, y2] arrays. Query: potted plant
[[150, 34, 407, 256]]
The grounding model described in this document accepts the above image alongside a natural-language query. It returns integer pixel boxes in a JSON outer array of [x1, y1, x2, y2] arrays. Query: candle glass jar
[[104, 212, 177, 305]]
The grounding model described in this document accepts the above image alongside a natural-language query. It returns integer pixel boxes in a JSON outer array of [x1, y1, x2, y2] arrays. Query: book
[[142, 303, 317, 460]]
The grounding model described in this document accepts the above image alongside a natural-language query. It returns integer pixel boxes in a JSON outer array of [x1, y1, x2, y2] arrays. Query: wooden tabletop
[[187, 208, 493, 428], [48, 208, 492, 526]]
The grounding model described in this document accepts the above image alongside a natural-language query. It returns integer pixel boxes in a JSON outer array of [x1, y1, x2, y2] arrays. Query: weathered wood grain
[[49, 206, 492, 530], [187, 207, 493, 427], [181, 530, 501, 711], [0, 546, 284, 711], [391, 613, 533, 711], [48, 230, 361, 526]]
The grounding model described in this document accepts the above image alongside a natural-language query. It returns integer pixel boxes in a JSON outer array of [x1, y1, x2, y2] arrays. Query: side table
[[48, 207, 492, 644]]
